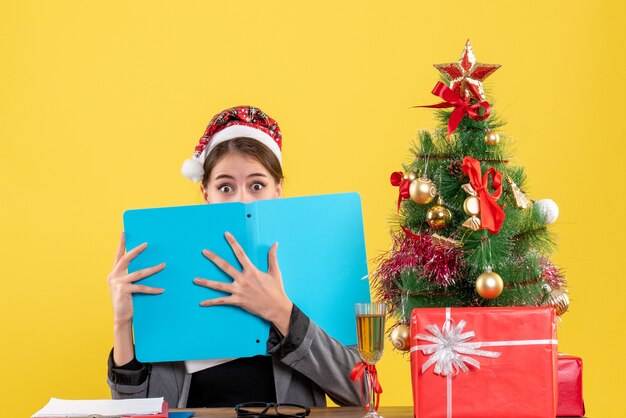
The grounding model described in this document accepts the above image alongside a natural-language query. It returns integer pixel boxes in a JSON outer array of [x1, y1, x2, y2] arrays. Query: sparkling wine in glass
[[355, 303, 386, 418]]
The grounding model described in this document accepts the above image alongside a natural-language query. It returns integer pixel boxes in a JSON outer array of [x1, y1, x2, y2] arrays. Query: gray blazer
[[108, 307, 363, 408]]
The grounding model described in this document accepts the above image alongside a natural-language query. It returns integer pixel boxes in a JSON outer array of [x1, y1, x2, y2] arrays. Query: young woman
[[106, 106, 362, 408]]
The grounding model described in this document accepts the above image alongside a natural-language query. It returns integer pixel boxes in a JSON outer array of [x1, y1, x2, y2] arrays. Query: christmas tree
[[375, 41, 569, 351]]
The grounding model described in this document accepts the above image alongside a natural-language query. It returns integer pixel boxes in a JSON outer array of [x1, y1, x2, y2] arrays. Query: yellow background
[[1, 1, 624, 416]]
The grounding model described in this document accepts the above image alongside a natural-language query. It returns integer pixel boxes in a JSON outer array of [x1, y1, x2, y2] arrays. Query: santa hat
[[181, 106, 283, 182]]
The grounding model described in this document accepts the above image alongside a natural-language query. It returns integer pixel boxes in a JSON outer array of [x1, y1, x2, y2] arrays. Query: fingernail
[[142, 242, 148, 247], [160, 263, 166, 267], [225, 231, 232, 238], [193, 278, 200, 283]]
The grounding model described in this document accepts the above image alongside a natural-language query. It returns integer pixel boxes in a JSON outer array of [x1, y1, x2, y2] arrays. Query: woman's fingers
[[124, 263, 166, 283], [224, 232, 253, 270], [202, 248, 241, 279], [113, 232, 126, 267], [199, 296, 237, 307], [129, 284, 165, 294], [195, 278, 238, 307], [112, 242, 149, 274], [193, 277, 234, 294], [267, 242, 280, 275]]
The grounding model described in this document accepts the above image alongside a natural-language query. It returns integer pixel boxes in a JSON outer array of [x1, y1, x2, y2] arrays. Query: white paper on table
[[32, 397, 164, 417]]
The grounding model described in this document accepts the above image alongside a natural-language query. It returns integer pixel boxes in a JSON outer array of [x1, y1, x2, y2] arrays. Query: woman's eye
[[251, 183, 265, 191], [218, 185, 234, 193]]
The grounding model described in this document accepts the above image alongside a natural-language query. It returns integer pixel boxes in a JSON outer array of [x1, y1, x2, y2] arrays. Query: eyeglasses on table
[[235, 402, 311, 418]]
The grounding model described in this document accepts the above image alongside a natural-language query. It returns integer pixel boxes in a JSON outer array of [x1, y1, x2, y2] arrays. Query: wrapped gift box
[[557, 354, 585, 416], [410, 306, 558, 418]]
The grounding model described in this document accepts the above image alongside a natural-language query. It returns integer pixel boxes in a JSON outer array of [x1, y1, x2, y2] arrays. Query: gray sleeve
[[107, 348, 150, 398], [107, 349, 186, 407], [267, 305, 362, 406]]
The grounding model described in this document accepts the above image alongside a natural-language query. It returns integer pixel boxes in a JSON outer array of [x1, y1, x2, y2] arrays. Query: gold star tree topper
[[434, 40, 501, 101]]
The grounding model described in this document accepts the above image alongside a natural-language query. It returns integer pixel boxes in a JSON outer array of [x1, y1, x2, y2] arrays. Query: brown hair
[[202, 137, 284, 188]]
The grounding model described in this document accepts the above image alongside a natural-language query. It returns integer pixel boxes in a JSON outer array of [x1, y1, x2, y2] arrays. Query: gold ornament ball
[[484, 131, 500, 146], [427, 204, 452, 229], [408, 172, 418, 181], [475, 271, 504, 299], [463, 196, 481, 216], [547, 289, 569, 316], [409, 177, 437, 204], [390, 323, 411, 351]]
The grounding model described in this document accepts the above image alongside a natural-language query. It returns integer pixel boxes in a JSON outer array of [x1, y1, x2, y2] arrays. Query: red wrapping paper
[[411, 307, 558, 418], [557, 354, 585, 416]]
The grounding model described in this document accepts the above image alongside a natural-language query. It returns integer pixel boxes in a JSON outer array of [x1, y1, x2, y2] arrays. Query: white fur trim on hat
[[208, 125, 282, 164], [181, 124, 282, 182]]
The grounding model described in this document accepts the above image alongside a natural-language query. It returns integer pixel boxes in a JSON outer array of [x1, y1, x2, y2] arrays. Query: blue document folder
[[123, 192, 371, 362]]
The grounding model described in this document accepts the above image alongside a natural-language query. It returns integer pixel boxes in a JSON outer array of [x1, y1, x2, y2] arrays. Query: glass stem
[[367, 367, 376, 412]]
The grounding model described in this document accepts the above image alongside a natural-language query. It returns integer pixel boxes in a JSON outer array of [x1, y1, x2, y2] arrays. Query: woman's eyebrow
[[214, 174, 235, 181], [214, 173, 267, 181]]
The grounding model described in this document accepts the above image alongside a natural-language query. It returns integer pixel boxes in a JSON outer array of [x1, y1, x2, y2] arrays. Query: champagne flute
[[355, 303, 386, 418]]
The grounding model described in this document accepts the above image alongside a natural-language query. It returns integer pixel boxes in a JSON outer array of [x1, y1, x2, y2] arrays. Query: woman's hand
[[107, 233, 166, 325], [194, 232, 293, 335]]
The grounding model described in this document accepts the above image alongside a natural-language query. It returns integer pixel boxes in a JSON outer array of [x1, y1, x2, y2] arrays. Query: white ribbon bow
[[415, 319, 501, 376]]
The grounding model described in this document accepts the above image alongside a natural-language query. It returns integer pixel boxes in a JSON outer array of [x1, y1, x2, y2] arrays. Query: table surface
[[173, 406, 585, 418], [174, 406, 413, 418]]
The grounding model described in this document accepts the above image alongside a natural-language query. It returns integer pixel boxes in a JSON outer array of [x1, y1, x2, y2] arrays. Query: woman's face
[[201, 152, 283, 204]]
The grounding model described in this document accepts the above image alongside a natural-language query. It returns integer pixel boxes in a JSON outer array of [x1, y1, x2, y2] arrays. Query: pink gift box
[[557, 354, 585, 416]]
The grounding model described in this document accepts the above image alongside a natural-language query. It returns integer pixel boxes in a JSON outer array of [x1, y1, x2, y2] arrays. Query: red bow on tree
[[462, 156, 505, 234], [390, 172, 425, 240], [417, 82, 491, 140], [350, 362, 383, 412], [390, 172, 411, 211]]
